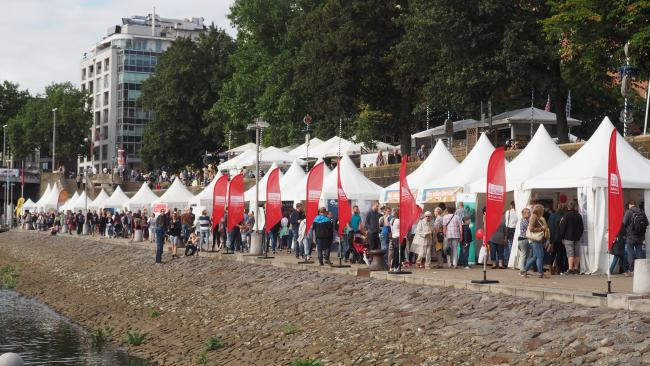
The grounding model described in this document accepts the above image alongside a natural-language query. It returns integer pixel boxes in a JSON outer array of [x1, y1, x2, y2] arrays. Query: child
[[459, 216, 472, 269]]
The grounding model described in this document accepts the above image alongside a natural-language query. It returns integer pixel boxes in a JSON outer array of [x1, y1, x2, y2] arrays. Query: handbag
[[526, 221, 544, 242]]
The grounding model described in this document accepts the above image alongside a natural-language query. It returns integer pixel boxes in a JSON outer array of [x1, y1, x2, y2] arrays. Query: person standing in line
[[412, 211, 433, 268], [504, 201, 518, 264], [365, 201, 382, 251], [389, 209, 402, 271], [313, 207, 334, 266], [379, 206, 393, 256], [459, 216, 472, 269], [521, 205, 548, 278], [290, 203, 306, 258], [76, 210, 85, 235], [442, 207, 463, 268], [609, 227, 628, 275], [558, 200, 584, 275], [198, 210, 211, 253], [431, 207, 445, 269], [622, 200, 649, 275], [155, 209, 168, 264], [168, 211, 181, 259], [488, 221, 506, 269], [280, 212, 291, 253], [548, 203, 567, 274], [148, 212, 157, 243], [344, 205, 363, 262], [517, 208, 531, 270], [181, 208, 192, 245]]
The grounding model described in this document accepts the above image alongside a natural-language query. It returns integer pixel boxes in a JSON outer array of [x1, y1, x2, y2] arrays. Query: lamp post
[[2, 124, 7, 227], [246, 117, 269, 255], [619, 42, 638, 137], [82, 138, 90, 235], [52, 108, 57, 172], [303, 114, 313, 171]]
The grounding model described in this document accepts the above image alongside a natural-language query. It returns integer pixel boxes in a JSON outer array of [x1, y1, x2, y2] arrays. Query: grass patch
[[196, 351, 208, 364], [149, 310, 160, 318], [1, 264, 19, 289], [282, 323, 299, 335], [124, 330, 148, 346], [90, 326, 113, 350], [291, 360, 323, 366], [205, 336, 225, 351]]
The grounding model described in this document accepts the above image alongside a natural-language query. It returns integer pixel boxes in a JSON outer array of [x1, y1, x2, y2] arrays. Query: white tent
[[244, 163, 283, 202], [380, 140, 459, 203], [469, 125, 568, 193], [22, 198, 36, 214], [282, 158, 331, 203], [190, 173, 223, 212], [238, 146, 304, 168], [218, 149, 256, 171], [124, 183, 159, 212], [152, 178, 195, 211], [417, 133, 495, 203], [72, 191, 90, 212], [39, 184, 61, 211], [226, 142, 258, 154], [521, 117, 650, 273], [309, 136, 364, 158], [59, 191, 79, 212], [280, 159, 307, 195], [321, 154, 382, 201], [88, 189, 110, 211], [101, 186, 130, 210], [288, 138, 324, 158], [34, 184, 52, 210]]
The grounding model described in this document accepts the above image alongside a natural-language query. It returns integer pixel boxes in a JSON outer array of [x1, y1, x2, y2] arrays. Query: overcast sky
[[0, 0, 236, 95]]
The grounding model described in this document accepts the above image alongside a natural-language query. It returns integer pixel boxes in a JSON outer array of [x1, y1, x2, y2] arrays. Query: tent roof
[[218, 149, 256, 170], [411, 119, 480, 139], [89, 189, 110, 209], [226, 142, 258, 154], [23, 198, 36, 209], [282, 158, 331, 202], [287, 138, 324, 158], [492, 107, 581, 126], [40, 184, 61, 209], [101, 186, 130, 209], [35, 184, 52, 207], [238, 146, 304, 167], [280, 159, 307, 193], [194, 172, 222, 201], [244, 163, 282, 202], [469, 125, 568, 192], [321, 154, 383, 200], [154, 178, 195, 205], [417, 133, 495, 201], [524, 117, 650, 189], [309, 136, 364, 158], [126, 183, 159, 207], [72, 191, 89, 211], [381, 140, 459, 202], [60, 191, 79, 211]]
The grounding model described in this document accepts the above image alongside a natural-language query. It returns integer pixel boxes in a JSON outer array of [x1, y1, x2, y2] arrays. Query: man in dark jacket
[[155, 209, 169, 264], [365, 201, 382, 251], [558, 200, 584, 274], [290, 203, 306, 258], [313, 207, 334, 265], [622, 200, 649, 273]]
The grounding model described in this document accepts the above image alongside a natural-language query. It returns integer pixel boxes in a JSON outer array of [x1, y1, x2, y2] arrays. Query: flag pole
[[332, 118, 351, 269], [388, 155, 412, 275]]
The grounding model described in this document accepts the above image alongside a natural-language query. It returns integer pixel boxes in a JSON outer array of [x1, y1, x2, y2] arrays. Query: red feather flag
[[227, 173, 245, 232], [485, 147, 506, 246], [211, 174, 229, 231], [608, 129, 624, 250], [399, 155, 421, 242], [337, 160, 351, 236], [305, 161, 324, 233], [265, 167, 282, 233]]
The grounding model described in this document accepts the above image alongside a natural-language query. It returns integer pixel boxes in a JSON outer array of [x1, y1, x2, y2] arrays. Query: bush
[[90, 326, 113, 349], [149, 310, 160, 318], [282, 323, 299, 335], [205, 336, 225, 351], [291, 360, 323, 366], [124, 330, 148, 346], [196, 351, 208, 364], [1, 265, 19, 289]]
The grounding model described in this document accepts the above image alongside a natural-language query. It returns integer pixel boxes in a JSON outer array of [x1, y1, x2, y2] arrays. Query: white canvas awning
[[282, 158, 331, 203], [309, 136, 364, 158], [288, 138, 324, 159], [226, 142, 258, 154], [280, 159, 307, 196], [59, 191, 79, 212], [191, 173, 224, 212], [152, 178, 195, 211], [34, 183, 52, 210], [124, 183, 159, 212], [244, 163, 283, 202], [89, 189, 110, 211], [101, 186, 130, 210], [321, 154, 383, 201]]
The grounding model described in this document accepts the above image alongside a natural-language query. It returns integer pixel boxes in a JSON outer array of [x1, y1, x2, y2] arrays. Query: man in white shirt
[[504, 201, 518, 263]]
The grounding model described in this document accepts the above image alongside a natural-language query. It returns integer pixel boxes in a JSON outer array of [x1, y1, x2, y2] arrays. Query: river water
[[0, 290, 152, 365]]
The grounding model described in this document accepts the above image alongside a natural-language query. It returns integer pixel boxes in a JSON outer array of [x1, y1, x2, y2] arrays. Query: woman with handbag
[[521, 205, 549, 278], [517, 208, 531, 270], [432, 207, 445, 269]]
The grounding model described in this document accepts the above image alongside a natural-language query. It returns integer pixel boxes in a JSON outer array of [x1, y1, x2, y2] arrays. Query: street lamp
[[246, 117, 269, 255], [2, 124, 7, 227], [52, 108, 58, 172], [303, 114, 313, 171]]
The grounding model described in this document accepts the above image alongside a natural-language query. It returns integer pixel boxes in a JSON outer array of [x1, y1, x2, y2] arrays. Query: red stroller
[[349, 232, 367, 264]]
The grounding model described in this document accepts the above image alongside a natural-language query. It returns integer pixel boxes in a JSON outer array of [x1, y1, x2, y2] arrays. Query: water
[[0, 290, 152, 365]]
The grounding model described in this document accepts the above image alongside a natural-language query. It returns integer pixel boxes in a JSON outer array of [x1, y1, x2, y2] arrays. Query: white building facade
[[79, 12, 205, 173]]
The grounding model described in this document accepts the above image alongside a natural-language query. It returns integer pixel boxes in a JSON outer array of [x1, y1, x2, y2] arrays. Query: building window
[[104, 58, 110, 71], [96, 62, 102, 74], [103, 108, 108, 124], [104, 75, 109, 89], [89, 65, 94, 77], [81, 69, 86, 80], [81, 84, 86, 92], [103, 92, 109, 107], [101, 145, 108, 161], [95, 111, 100, 126], [102, 126, 108, 140], [88, 80, 94, 92], [95, 94, 101, 108]]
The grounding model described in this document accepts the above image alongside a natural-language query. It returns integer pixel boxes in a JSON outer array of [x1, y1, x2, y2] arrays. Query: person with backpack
[[623, 200, 649, 274], [312, 207, 334, 265], [558, 200, 584, 275]]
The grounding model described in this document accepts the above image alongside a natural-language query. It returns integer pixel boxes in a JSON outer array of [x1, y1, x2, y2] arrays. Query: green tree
[[140, 26, 235, 169], [7, 82, 90, 166], [0, 81, 30, 128]]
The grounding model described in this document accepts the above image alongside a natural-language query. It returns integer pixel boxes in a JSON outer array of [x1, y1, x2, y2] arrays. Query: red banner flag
[[305, 161, 324, 233], [485, 147, 506, 245], [399, 154, 422, 243], [337, 160, 351, 236], [211, 174, 229, 231], [608, 129, 624, 250], [265, 167, 282, 233], [227, 174, 245, 232]]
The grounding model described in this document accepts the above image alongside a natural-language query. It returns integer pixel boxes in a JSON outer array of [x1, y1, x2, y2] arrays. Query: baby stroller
[[114, 222, 124, 237], [349, 232, 367, 264]]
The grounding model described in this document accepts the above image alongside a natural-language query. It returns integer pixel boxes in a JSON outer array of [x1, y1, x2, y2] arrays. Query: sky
[[0, 0, 236, 95]]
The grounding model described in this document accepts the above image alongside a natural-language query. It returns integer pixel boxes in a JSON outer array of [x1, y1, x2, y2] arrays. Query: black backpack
[[630, 209, 649, 236]]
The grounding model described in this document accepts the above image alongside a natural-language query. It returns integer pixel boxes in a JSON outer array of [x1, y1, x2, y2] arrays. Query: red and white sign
[[227, 174, 245, 232], [305, 161, 324, 233], [485, 147, 506, 245], [152, 202, 168, 214], [212, 174, 229, 231], [399, 155, 422, 243], [608, 129, 624, 250], [265, 167, 282, 232], [337, 161, 351, 236]]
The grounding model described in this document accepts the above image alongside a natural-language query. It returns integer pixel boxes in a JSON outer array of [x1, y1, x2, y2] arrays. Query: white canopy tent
[[34, 184, 52, 211], [226, 142, 258, 154], [288, 138, 324, 159], [101, 186, 130, 210], [238, 146, 304, 168], [417, 133, 495, 203], [522, 117, 650, 274], [59, 191, 79, 212], [244, 163, 283, 202], [39, 184, 61, 211], [22, 198, 35, 214], [380, 140, 459, 203], [124, 183, 159, 212], [88, 189, 110, 211], [190, 173, 223, 213], [280, 159, 307, 196], [218, 149, 256, 171], [72, 191, 90, 212], [152, 178, 195, 211], [282, 158, 331, 203], [321, 154, 383, 202], [309, 136, 364, 158]]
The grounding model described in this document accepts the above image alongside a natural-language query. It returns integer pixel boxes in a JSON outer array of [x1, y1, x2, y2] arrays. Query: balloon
[[475, 228, 484, 241], [559, 194, 567, 203]]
